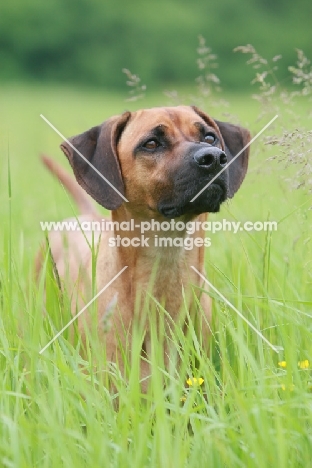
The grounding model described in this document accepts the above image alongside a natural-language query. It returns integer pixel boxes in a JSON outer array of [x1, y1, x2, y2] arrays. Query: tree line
[[0, 0, 311, 90]]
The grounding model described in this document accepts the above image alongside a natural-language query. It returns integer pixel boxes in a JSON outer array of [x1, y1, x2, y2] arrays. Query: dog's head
[[61, 106, 250, 219]]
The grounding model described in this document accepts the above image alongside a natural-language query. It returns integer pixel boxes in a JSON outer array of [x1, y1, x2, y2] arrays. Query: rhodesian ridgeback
[[38, 105, 250, 387]]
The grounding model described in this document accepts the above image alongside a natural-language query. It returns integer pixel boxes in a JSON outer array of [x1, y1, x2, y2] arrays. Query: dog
[[37, 105, 250, 387]]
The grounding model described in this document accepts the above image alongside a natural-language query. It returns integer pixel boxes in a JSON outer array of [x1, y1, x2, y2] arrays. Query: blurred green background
[[0, 0, 311, 91]]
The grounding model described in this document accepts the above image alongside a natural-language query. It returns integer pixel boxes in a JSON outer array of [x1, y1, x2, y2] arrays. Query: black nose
[[193, 147, 227, 170]]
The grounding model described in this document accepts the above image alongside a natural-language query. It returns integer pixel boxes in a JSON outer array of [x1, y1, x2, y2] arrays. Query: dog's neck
[[106, 207, 207, 311], [110, 205, 207, 256]]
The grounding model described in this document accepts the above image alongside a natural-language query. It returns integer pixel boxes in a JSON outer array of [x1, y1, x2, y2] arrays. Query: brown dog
[[38, 105, 250, 386]]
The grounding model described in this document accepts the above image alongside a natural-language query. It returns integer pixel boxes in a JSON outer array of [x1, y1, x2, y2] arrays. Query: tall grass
[[0, 66, 311, 466]]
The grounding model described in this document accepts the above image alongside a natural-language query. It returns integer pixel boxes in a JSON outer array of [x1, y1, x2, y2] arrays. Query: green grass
[[0, 83, 312, 467]]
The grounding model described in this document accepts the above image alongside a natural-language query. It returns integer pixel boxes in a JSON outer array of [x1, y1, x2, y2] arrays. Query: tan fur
[[37, 106, 250, 389]]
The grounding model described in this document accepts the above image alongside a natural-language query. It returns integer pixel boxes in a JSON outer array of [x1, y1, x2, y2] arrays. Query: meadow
[[0, 82, 311, 467]]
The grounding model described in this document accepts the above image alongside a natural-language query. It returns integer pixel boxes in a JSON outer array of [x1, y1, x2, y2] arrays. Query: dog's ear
[[60, 111, 131, 210], [214, 119, 251, 197]]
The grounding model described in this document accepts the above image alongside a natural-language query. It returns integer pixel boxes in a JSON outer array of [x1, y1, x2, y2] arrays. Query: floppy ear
[[60, 111, 131, 210], [214, 119, 251, 197]]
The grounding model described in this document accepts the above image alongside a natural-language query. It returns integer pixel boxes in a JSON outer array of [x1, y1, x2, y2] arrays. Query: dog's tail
[[41, 155, 99, 216]]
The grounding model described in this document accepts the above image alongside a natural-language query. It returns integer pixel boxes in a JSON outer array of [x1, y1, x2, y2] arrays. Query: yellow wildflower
[[278, 360, 310, 369], [281, 384, 295, 391], [186, 377, 204, 386], [298, 360, 309, 369]]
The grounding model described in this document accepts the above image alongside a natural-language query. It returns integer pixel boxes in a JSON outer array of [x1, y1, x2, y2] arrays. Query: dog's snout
[[193, 147, 227, 170]]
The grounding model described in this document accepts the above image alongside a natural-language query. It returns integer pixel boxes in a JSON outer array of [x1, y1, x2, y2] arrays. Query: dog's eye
[[204, 133, 216, 145], [143, 139, 160, 150]]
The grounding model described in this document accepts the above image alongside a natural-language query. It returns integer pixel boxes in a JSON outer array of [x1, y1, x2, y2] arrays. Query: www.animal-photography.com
[[0, 1, 311, 466]]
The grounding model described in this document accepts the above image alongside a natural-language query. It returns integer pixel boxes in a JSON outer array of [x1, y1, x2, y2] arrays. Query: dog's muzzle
[[158, 145, 229, 218]]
